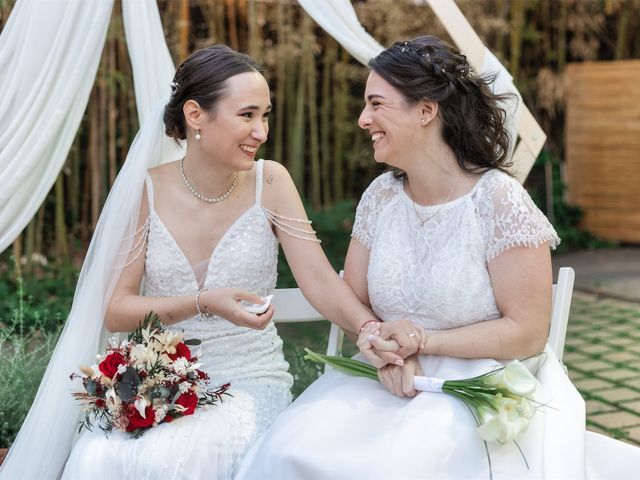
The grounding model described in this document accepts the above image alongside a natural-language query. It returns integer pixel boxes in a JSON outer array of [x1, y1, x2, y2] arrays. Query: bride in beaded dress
[[1, 46, 383, 480], [236, 36, 640, 480]]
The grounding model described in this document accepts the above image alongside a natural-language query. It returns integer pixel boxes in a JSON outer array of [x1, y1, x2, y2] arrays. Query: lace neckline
[[398, 169, 496, 212]]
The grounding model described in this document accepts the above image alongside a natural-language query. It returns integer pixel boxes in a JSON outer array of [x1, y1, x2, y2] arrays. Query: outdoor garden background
[[1, 0, 639, 451]]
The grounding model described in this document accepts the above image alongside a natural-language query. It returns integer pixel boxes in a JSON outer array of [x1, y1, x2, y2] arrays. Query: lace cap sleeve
[[478, 171, 561, 262], [352, 173, 397, 249]]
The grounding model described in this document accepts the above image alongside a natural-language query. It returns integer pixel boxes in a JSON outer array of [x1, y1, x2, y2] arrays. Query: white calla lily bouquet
[[304, 349, 540, 445]]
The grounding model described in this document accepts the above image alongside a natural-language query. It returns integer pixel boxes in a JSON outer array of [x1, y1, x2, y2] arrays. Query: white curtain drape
[[0, 0, 114, 255], [122, 0, 175, 124]]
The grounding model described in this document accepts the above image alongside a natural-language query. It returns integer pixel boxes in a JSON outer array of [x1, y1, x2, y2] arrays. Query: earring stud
[[195, 129, 201, 140]]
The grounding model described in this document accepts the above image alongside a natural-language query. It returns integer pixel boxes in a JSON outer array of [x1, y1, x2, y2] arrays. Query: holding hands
[[356, 318, 426, 368], [378, 354, 424, 398], [356, 319, 427, 397]]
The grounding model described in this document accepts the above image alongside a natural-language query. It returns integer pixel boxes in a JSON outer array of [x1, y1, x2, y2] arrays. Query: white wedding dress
[[62, 160, 293, 480], [236, 170, 640, 480]]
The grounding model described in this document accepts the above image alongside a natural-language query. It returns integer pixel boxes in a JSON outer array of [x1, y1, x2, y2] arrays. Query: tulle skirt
[[61, 381, 290, 480], [236, 348, 640, 480]]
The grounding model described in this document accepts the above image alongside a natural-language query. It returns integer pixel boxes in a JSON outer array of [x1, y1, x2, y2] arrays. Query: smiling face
[[358, 72, 425, 169], [198, 71, 271, 171]]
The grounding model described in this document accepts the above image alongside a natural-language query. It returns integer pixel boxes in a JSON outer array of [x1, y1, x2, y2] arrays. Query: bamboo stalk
[[332, 48, 349, 202], [247, 0, 259, 62], [288, 9, 307, 194], [494, 0, 509, 56], [615, 1, 630, 60], [108, 33, 117, 187], [54, 172, 69, 264], [557, 0, 567, 72], [34, 207, 45, 276], [88, 89, 100, 230], [24, 208, 36, 275], [305, 16, 321, 209], [12, 235, 22, 279], [69, 137, 80, 229], [320, 36, 336, 206], [197, 0, 219, 43], [216, 0, 227, 44], [178, 0, 190, 61], [509, 0, 525, 79], [225, 0, 239, 51], [273, 1, 286, 165]]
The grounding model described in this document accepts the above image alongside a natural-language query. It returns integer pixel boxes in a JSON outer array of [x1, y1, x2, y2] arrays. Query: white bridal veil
[[0, 1, 522, 478]]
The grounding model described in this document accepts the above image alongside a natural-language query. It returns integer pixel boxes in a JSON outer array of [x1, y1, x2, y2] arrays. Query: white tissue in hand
[[244, 294, 273, 314]]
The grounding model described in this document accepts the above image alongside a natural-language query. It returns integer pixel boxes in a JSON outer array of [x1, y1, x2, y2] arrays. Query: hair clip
[[170, 80, 181, 95]]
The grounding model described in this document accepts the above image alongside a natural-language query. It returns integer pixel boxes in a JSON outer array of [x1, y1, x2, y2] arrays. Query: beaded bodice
[[143, 160, 292, 390], [352, 170, 560, 330]]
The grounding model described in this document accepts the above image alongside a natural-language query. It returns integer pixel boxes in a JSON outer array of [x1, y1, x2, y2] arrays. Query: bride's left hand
[[377, 354, 424, 398]]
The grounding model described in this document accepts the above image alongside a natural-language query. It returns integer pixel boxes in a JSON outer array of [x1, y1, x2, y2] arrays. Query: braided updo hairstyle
[[369, 35, 514, 175], [164, 45, 262, 141]]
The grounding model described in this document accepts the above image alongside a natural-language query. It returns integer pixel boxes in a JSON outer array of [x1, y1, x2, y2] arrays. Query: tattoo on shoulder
[[266, 174, 274, 185]]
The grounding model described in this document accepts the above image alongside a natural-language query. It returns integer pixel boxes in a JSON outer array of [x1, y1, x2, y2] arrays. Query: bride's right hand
[[356, 321, 403, 368], [201, 288, 274, 330]]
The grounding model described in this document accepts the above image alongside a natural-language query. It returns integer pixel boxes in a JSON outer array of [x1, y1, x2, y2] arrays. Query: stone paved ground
[[564, 291, 640, 446]]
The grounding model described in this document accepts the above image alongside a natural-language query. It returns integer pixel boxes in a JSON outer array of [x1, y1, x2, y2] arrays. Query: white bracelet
[[195, 288, 213, 318]]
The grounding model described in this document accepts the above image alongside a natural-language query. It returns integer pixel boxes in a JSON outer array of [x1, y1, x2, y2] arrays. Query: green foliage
[[0, 254, 75, 333], [0, 279, 61, 448]]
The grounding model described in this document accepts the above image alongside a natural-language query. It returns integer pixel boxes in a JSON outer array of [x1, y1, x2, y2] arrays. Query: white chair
[[273, 266, 575, 366]]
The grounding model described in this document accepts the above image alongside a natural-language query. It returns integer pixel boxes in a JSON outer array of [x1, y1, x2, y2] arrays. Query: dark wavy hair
[[163, 45, 262, 141], [369, 35, 515, 176]]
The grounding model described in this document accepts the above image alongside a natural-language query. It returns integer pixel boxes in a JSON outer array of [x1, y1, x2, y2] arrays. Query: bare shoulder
[[147, 160, 179, 188], [261, 159, 296, 192], [260, 159, 300, 210], [261, 159, 292, 184]]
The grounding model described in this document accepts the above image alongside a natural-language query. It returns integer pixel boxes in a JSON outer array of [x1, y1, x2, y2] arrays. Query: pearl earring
[[195, 129, 201, 140]]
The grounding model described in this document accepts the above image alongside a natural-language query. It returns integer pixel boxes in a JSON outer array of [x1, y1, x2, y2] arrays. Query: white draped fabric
[[0, 1, 183, 478], [122, 0, 175, 124], [0, 0, 114, 254]]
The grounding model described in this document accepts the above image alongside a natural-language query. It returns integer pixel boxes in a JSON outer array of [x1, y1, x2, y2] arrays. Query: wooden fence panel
[[565, 60, 640, 243]]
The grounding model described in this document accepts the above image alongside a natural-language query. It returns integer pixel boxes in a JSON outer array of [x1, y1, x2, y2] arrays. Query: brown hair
[[369, 35, 515, 176], [163, 45, 262, 140]]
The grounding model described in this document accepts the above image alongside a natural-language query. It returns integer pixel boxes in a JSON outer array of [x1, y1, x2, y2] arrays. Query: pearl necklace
[[406, 169, 462, 226], [180, 158, 238, 204]]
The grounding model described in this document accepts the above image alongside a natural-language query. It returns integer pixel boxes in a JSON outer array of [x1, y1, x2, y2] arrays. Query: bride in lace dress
[[236, 36, 640, 479], [0, 46, 380, 480]]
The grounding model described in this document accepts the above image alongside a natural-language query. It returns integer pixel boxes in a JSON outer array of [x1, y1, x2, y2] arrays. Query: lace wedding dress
[[236, 169, 640, 480], [62, 160, 292, 480]]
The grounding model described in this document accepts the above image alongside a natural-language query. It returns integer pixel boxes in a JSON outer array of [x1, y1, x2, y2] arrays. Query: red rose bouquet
[[70, 312, 230, 437]]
